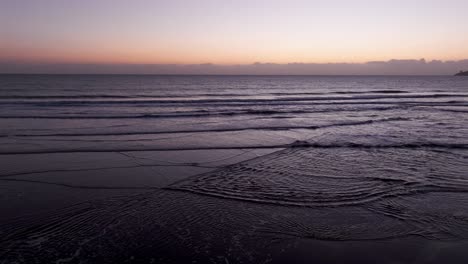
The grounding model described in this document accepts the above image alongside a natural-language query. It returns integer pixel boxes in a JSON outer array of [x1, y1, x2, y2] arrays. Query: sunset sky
[[1, 0, 468, 66]]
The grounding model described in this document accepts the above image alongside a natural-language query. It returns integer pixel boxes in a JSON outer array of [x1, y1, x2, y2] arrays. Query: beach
[[1, 75, 468, 263]]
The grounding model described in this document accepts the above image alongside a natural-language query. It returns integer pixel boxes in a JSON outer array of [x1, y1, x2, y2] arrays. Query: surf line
[[0, 142, 466, 155]]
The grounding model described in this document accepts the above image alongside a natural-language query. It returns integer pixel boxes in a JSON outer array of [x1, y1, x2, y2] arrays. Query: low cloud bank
[[1, 59, 468, 75]]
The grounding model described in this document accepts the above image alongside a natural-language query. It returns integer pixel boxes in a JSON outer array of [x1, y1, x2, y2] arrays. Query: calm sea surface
[[1, 75, 467, 263]]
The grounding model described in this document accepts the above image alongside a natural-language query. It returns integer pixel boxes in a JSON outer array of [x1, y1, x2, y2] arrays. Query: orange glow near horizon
[[3, 39, 468, 65]]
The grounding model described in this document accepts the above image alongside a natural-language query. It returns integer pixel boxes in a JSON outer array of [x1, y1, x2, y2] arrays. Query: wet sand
[[1, 148, 468, 263]]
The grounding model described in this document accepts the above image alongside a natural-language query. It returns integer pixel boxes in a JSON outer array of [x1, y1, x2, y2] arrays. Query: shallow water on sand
[[0, 75, 467, 263]]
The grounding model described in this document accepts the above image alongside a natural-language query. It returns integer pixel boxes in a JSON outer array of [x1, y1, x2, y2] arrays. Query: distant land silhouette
[[455, 70, 468, 76], [2, 59, 468, 75]]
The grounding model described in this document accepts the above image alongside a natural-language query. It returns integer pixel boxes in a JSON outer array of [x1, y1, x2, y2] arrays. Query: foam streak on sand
[[167, 148, 468, 207]]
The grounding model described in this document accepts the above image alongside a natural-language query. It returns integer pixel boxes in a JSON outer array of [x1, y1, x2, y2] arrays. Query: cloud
[[1, 59, 468, 75]]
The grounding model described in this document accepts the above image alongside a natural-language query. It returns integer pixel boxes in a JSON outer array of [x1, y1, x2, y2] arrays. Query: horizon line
[[2, 59, 467, 75], [0, 73, 459, 76]]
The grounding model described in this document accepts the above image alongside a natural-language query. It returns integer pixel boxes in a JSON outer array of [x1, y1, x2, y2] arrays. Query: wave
[[0, 90, 414, 100], [1, 94, 464, 106], [428, 108, 468, 114], [2, 117, 409, 137], [1, 102, 466, 121], [0, 141, 466, 155], [0, 106, 403, 119], [331, 90, 410, 94]]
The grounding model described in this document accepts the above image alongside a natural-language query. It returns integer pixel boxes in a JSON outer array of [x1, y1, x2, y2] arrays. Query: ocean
[[0, 75, 467, 263]]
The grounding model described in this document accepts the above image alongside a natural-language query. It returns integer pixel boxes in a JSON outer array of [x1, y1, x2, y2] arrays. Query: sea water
[[0, 75, 467, 263]]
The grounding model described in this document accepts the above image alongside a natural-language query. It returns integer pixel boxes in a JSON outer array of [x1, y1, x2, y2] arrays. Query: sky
[[1, 0, 468, 74]]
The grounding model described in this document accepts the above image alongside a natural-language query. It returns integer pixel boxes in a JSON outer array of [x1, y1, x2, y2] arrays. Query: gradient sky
[[1, 0, 468, 65]]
